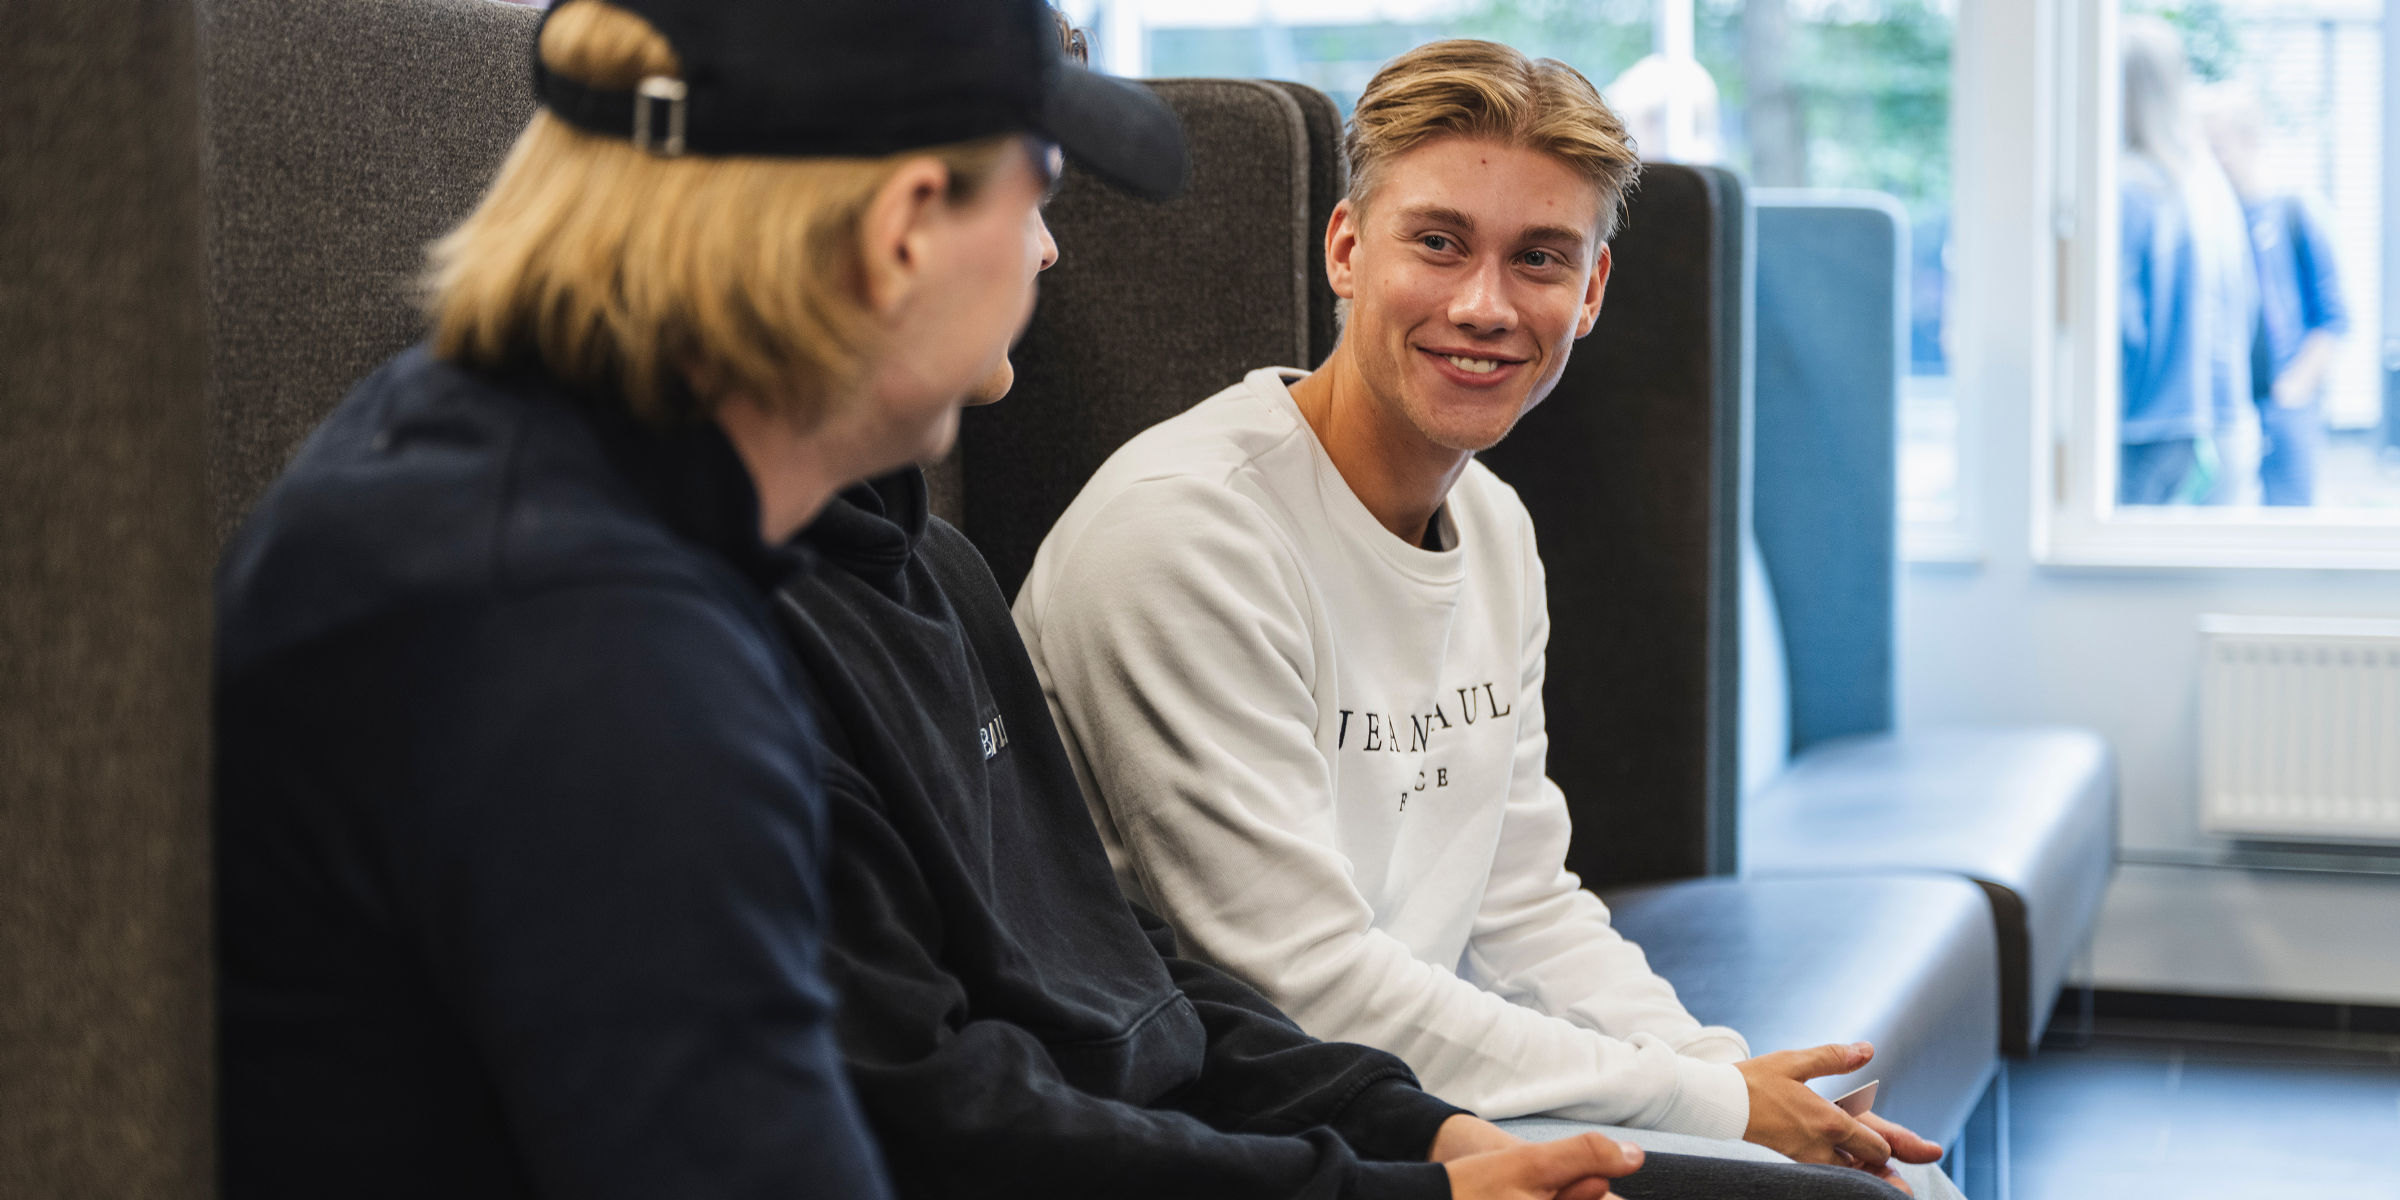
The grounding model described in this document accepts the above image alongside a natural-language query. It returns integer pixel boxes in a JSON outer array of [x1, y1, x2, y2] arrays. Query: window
[[2047, 0, 2400, 568]]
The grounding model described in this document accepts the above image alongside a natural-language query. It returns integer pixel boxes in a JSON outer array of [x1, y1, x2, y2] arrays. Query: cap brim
[[1042, 68, 1190, 201]]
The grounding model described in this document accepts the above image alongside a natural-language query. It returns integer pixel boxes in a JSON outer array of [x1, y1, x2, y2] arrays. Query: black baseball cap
[[533, 0, 1189, 200]]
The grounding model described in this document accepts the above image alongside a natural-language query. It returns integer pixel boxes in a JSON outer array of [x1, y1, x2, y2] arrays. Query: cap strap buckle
[[632, 76, 689, 157]]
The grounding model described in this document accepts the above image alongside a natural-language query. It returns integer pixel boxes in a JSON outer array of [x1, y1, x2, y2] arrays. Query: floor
[[2006, 1020, 2400, 1199]]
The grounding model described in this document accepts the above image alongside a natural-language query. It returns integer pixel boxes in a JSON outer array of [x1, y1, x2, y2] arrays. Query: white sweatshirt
[[1014, 368, 1752, 1138]]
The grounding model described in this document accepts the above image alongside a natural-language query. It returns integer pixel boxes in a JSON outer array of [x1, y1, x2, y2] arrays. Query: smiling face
[[1327, 135, 1611, 455]]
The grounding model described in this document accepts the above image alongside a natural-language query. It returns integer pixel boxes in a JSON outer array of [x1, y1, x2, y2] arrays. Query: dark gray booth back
[[968, 105, 1750, 893], [961, 79, 1324, 595], [1477, 165, 1749, 889]]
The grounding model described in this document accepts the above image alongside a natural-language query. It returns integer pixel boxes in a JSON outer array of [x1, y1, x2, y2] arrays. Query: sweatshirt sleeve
[[1018, 479, 1749, 1137], [424, 583, 891, 1200], [1456, 520, 1751, 1137], [1131, 903, 1470, 1162], [819, 769, 1450, 1200]]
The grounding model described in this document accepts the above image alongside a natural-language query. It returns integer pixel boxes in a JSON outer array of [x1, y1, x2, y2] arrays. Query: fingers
[[1557, 1179, 1615, 1200], [1772, 1041, 1876, 1081], [1830, 1114, 1894, 1174], [1518, 1132, 1644, 1190], [1859, 1112, 1944, 1164]]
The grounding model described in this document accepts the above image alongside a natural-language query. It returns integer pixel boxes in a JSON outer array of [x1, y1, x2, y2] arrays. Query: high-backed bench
[[193, 0, 2005, 1158]]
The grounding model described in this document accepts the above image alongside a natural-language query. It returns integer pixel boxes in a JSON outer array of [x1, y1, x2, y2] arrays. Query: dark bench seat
[[1606, 875, 2000, 1145]]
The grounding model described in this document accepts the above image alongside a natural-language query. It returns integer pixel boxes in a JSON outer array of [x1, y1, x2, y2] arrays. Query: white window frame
[[2039, 0, 2400, 570]]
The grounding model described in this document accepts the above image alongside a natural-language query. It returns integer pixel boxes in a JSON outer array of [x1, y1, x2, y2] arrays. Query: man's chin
[[965, 363, 1016, 407], [1415, 401, 1533, 455]]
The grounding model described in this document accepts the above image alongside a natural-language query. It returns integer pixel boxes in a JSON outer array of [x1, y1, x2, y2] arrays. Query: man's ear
[[858, 157, 955, 317], [1574, 243, 1612, 340], [1325, 198, 1360, 301]]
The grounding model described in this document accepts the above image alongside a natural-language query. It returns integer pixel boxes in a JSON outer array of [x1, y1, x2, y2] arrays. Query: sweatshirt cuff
[[1342, 1159, 1453, 1200], [1330, 1077, 1472, 1163], [1656, 1057, 1749, 1141], [1674, 1029, 1751, 1065]]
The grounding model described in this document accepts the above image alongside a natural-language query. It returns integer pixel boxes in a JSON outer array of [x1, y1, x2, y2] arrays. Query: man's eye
[[1422, 235, 1454, 253], [1524, 250, 1554, 268]]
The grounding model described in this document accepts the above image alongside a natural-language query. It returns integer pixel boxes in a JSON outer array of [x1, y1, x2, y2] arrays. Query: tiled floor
[[2009, 1024, 2400, 1199]]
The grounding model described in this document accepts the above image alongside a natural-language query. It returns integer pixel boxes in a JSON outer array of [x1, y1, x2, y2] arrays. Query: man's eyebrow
[[1397, 204, 1478, 232], [1519, 223, 1590, 250]]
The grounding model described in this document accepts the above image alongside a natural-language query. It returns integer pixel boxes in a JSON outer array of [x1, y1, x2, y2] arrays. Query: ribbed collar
[[800, 467, 930, 588]]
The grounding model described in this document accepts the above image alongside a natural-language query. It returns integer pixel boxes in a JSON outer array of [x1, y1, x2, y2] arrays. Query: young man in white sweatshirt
[[1013, 38, 1956, 1195]]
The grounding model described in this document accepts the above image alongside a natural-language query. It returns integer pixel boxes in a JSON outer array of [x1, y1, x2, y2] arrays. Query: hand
[[1429, 1114, 1526, 1163], [1444, 1131, 1643, 1200], [1735, 1043, 1894, 1172]]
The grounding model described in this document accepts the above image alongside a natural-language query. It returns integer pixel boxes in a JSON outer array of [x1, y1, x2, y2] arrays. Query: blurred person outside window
[[2119, 15, 2259, 506], [2203, 82, 2350, 508]]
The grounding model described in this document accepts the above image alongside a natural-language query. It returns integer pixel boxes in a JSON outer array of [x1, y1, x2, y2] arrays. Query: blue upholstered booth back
[[1749, 192, 1908, 754]]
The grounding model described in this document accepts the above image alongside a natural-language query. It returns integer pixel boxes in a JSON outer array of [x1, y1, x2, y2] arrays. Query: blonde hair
[[1346, 39, 1640, 241], [423, 1, 1014, 425]]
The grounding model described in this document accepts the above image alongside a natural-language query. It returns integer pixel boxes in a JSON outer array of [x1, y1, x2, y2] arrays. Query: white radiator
[[2199, 615, 2400, 844]]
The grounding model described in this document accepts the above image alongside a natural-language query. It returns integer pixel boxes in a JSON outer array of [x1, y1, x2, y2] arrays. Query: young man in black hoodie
[[770, 23, 1916, 1200]]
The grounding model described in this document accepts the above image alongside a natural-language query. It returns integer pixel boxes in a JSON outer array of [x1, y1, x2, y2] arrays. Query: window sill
[[2038, 510, 2400, 571]]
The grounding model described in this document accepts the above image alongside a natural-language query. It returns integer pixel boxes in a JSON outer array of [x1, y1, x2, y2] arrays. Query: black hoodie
[[214, 349, 887, 1199], [777, 469, 1465, 1199]]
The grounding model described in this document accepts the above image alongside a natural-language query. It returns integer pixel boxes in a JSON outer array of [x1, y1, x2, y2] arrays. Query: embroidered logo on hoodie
[[978, 713, 1010, 761]]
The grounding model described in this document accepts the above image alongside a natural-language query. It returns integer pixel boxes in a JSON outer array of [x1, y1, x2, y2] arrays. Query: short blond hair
[[1346, 39, 1640, 241], [423, 1, 1014, 425]]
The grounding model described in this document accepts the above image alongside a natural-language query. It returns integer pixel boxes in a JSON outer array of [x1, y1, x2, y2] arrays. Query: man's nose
[[1449, 258, 1515, 333], [1034, 211, 1060, 273]]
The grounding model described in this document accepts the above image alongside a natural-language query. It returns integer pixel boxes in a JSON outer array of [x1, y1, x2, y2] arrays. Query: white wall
[[1906, 0, 2400, 1005]]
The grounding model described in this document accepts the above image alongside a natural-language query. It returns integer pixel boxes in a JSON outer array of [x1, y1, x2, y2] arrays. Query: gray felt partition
[[2, 0, 218, 1195], [1476, 164, 1752, 889], [961, 79, 1320, 596], [1263, 80, 1351, 370], [201, 0, 542, 538]]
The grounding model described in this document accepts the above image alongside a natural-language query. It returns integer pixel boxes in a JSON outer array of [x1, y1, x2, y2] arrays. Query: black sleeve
[[1135, 905, 1472, 1162], [417, 582, 890, 1200], [820, 774, 1453, 1200]]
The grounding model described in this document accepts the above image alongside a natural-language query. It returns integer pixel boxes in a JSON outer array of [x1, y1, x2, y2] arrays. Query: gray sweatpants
[[1497, 1117, 1968, 1200]]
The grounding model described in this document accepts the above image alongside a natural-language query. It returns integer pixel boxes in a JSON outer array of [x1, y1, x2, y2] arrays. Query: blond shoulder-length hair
[[1345, 39, 1640, 242], [424, 0, 1015, 426]]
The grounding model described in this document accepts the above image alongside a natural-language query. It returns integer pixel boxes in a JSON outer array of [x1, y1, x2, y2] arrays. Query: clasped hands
[[1430, 1113, 1635, 1200]]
